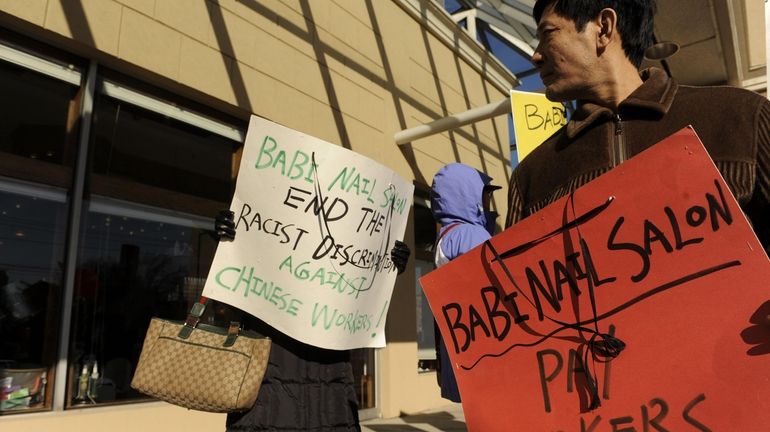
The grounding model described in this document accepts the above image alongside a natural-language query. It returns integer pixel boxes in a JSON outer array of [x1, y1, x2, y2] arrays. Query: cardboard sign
[[420, 127, 770, 431], [203, 116, 413, 350], [510, 90, 567, 162]]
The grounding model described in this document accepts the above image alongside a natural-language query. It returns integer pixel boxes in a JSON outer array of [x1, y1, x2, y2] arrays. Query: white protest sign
[[203, 116, 413, 349]]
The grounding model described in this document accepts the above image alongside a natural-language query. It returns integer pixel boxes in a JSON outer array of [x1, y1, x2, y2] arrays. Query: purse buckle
[[223, 321, 241, 347], [178, 301, 207, 339]]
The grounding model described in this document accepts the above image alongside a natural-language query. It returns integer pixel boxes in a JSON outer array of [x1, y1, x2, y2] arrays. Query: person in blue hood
[[429, 162, 500, 402]]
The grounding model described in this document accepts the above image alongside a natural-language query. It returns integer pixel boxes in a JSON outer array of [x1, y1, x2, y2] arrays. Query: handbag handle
[[178, 296, 242, 347]]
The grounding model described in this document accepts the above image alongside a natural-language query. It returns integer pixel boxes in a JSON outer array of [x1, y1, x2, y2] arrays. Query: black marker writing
[[236, 202, 309, 250], [607, 180, 732, 283], [524, 103, 567, 131], [283, 186, 349, 222]]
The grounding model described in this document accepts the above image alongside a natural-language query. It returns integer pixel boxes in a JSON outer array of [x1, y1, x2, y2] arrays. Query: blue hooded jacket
[[431, 163, 497, 260], [429, 163, 498, 402]]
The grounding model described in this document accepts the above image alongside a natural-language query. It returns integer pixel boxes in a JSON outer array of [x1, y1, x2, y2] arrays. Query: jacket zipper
[[611, 113, 627, 166]]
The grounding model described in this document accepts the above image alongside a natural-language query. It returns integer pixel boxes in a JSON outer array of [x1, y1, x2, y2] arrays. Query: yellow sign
[[510, 90, 567, 162]]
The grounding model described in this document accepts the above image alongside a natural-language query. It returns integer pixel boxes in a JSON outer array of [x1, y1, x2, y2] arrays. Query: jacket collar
[[565, 67, 678, 138]]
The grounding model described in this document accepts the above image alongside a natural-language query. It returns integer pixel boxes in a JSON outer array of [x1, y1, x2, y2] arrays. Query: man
[[506, 0, 769, 252], [429, 163, 501, 402]]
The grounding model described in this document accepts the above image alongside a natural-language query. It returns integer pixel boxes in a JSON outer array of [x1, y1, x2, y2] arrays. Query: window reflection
[[0, 187, 67, 413], [0, 59, 79, 195], [68, 203, 218, 406], [69, 75, 241, 408], [0, 61, 76, 168], [414, 203, 438, 372], [0, 38, 79, 415], [351, 348, 376, 409], [91, 93, 236, 205]]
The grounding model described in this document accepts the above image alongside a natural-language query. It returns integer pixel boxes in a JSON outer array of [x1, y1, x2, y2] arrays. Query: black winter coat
[[226, 314, 360, 432]]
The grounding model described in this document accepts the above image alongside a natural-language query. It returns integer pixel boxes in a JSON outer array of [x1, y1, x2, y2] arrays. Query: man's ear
[[596, 8, 618, 50]]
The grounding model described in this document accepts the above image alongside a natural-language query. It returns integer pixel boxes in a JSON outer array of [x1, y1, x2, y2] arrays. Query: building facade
[[0, 0, 515, 430]]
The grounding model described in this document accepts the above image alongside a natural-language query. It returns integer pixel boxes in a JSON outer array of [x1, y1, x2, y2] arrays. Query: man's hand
[[390, 240, 410, 275], [214, 210, 236, 241], [740, 300, 770, 356]]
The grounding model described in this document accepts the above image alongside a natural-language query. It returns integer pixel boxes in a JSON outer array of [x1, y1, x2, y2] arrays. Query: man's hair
[[533, 0, 656, 67]]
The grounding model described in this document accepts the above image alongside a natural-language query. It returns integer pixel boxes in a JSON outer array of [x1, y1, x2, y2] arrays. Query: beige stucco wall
[[0, 0, 514, 429], [0, 402, 225, 431]]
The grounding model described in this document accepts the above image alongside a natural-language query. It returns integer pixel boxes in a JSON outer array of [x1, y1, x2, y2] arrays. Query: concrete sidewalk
[[360, 403, 466, 432]]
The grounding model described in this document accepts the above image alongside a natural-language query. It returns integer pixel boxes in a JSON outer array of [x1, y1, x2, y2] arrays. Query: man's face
[[532, 4, 599, 102]]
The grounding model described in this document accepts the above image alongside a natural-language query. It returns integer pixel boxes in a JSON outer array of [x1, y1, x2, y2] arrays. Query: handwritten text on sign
[[203, 116, 413, 350], [420, 127, 770, 431], [510, 89, 567, 162]]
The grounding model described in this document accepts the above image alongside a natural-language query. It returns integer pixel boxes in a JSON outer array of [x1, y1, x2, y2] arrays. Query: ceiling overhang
[[459, 0, 766, 90]]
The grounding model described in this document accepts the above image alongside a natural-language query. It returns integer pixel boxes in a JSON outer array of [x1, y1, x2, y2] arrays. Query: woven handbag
[[131, 297, 271, 413]]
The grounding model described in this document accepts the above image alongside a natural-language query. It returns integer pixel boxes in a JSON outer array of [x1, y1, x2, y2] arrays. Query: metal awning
[[396, 0, 536, 144]]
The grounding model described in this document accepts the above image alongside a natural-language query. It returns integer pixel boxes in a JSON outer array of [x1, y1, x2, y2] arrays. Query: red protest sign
[[420, 127, 770, 431]]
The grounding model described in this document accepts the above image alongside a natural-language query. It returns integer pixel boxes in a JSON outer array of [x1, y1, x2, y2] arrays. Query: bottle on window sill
[[75, 364, 88, 401], [88, 361, 100, 401]]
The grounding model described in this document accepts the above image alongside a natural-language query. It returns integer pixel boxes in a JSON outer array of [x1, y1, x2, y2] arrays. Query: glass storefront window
[[350, 348, 376, 410], [414, 202, 438, 372], [68, 200, 218, 407], [66, 77, 242, 407], [0, 184, 68, 414], [0, 57, 79, 188], [0, 40, 81, 413], [90, 88, 238, 207], [415, 260, 437, 372]]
